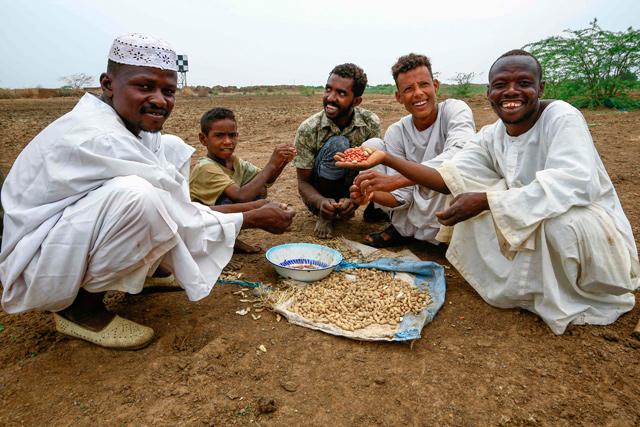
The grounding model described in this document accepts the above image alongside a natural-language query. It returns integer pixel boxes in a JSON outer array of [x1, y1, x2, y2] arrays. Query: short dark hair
[[392, 53, 433, 84], [200, 107, 236, 134], [329, 63, 368, 97], [489, 49, 543, 81]]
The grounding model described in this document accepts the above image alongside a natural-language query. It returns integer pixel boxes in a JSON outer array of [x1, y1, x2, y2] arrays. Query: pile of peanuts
[[289, 268, 430, 332]]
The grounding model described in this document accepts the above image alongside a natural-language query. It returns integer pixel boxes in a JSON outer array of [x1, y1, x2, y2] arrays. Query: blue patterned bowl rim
[[265, 243, 343, 271]]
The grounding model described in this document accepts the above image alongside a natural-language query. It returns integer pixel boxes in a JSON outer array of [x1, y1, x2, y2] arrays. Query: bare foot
[[314, 217, 334, 238], [234, 238, 263, 254]]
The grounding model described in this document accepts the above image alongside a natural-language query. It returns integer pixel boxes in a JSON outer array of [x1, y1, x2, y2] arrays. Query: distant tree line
[[40, 22, 640, 111]]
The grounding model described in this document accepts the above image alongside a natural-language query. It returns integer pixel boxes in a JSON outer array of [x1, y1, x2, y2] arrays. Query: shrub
[[448, 72, 481, 98], [364, 84, 395, 95], [299, 86, 316, 96]]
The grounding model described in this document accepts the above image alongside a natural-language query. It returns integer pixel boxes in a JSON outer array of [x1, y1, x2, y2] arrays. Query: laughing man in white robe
[[0, 33, 294, 349], [360, 53, 475, 247], [341, 50, 639, 334]]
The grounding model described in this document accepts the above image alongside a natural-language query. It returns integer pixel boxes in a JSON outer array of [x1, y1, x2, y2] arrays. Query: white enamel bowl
[[265, 243, 343, 282]]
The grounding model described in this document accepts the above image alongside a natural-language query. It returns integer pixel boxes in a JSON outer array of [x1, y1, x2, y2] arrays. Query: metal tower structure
[[176, 54, 188, 88]]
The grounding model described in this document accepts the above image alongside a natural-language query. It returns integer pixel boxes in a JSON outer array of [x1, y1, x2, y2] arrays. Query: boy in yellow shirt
[[190, 107, 296, 252]]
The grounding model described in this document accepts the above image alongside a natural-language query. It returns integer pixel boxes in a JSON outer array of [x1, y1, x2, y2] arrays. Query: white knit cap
[[108, 33, 178, 71]]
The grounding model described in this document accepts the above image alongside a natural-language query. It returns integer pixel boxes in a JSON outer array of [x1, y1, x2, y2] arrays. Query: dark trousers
[[305, 136, 358, 215]]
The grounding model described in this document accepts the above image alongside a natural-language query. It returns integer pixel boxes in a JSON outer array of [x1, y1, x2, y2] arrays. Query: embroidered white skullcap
[[108, 33, 178, 71]]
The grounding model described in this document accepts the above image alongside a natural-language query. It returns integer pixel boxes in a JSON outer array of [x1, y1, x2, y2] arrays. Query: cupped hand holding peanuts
[[334, 147, 385, 170]]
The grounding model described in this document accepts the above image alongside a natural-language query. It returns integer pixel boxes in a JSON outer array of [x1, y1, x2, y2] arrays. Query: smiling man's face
[[322, 74, 360, 124], [487, 55, 545, 136], [100, 64, 177, 136], [394, 65, 439, 131]]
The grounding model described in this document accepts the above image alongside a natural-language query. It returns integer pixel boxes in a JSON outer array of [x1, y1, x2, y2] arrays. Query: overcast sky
[[1, 0, 638, 88]]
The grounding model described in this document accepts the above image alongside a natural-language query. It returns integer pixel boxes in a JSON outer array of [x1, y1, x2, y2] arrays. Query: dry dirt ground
[[1, 94, 639, 426]]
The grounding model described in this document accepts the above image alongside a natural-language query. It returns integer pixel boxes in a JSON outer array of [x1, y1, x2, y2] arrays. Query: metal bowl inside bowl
[[265, 243, 343, 282]]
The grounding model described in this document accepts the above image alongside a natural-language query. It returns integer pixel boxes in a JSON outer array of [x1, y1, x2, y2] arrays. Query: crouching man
[[294, 63, 381, 238], [0, 33, 294, 350]]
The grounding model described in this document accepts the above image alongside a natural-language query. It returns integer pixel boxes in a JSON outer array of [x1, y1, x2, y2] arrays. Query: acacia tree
[[59, 73, 94, 89], [525, 19, 639, 108]]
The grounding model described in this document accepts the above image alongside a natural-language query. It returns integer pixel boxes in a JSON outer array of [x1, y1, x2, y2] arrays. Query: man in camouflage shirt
[[294, 63, 381, 238]]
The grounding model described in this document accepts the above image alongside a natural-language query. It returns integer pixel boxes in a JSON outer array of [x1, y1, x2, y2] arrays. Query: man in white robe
[[341, 50, 639, 334], [0, 33, 294, 349], [360, 53, 476, 247]]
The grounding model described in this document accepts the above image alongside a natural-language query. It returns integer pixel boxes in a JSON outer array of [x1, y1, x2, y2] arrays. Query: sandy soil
[[1, 94, 639, 426]]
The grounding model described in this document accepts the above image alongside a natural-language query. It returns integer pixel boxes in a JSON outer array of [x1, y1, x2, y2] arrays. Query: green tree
[[449, 72, 481, 98], [525, 19, 640, 108]]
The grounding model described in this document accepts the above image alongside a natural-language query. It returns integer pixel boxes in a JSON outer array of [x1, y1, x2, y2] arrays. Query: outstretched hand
[[354, 170, 406, 198], [248, 202, 296, 234], [334, 148, 385, 170], [435, 192, 489, 226]]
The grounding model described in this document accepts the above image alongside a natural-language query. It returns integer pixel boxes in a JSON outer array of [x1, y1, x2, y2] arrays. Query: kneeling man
[[340, 50, 639, 334]]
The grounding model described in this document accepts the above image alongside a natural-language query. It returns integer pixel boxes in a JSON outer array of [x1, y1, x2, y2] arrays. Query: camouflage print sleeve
[[293, 125, 316, 169], [369, 113, 382, 139]]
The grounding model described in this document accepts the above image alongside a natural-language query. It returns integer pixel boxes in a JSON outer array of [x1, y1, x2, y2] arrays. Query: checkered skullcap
[[108, 33, 178, 71]]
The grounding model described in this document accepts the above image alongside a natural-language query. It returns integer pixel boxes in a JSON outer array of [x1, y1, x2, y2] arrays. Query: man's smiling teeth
[[502, 101, 522, 109], [414, 100, 427, 107]]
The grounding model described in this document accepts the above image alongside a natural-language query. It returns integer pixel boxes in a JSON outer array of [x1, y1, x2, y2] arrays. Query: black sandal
[[362, 202, 390, 223], [362, 224, 407, 248]]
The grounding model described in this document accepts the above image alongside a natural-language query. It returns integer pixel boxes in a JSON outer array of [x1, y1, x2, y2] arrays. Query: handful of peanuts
[[289, 268, 430, 332], [341, 146, 374, 164]]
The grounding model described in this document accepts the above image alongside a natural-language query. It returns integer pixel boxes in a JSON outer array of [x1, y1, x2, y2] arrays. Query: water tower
[[176, 54, 188, 88]]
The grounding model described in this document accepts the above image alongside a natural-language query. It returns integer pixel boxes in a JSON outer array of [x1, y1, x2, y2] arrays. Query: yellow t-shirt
[[189, 156, 260, 205]]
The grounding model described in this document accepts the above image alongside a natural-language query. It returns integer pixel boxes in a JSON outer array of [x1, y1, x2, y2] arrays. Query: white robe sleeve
[[435, 134, 505, 196], [423, 100, 476, 168], [383, 124, 414, 206], [417, 100, 476, 201], [487, 112, 600, 249]]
